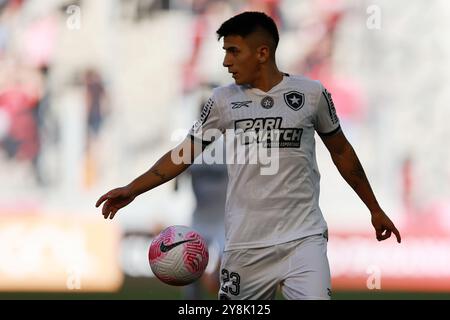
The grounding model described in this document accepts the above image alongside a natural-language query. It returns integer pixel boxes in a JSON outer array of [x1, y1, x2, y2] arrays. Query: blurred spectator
[[0, 61, 41, 180], [84, 68, 108, 141], [33, 64, 55, 185], [83, 68, 109, 188]]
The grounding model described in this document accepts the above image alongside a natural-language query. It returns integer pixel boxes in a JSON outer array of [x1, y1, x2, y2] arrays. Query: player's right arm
[[96, 91, 224, 220], [95, 137, 203, 219]]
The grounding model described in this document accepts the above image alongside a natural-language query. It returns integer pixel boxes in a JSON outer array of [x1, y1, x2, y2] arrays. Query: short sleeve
[[188, 91, 224, 145], [315, 85, 341, 136]]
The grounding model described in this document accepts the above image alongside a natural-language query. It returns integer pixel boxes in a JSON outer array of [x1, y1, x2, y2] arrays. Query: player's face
[[222, 35, 260, 86]]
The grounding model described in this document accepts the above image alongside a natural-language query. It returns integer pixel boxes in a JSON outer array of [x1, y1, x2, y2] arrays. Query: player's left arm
[[320, 129, 401, 243]]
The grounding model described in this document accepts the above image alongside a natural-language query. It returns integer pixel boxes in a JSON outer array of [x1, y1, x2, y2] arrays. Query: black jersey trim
[[318, 125, 341, 137]]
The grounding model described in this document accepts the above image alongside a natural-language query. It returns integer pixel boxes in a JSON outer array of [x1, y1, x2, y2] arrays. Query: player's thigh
[[281, 234, 331, 300], [218, 248, 279, 300]]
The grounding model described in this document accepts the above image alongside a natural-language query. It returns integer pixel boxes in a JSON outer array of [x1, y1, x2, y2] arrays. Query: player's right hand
[[95, 186, 136, 220]]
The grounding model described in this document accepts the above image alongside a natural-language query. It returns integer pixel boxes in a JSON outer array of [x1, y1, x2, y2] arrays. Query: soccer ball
[[148, 225, 209, 286]]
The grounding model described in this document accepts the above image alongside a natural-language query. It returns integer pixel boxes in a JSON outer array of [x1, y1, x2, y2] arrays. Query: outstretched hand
[[371, 210, 401, 243], [95, 186, 136, 219]]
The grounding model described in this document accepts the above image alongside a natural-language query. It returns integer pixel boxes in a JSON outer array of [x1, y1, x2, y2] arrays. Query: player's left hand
[[370, 210, 401, 243]]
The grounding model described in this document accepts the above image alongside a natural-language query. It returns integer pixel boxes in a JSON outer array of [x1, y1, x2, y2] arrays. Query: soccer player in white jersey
[[96, 12, 401, 300]]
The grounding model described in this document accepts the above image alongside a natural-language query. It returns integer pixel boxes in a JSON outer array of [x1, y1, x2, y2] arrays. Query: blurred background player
[[182, 139, 227, 299], [176, 86, 228, 299]]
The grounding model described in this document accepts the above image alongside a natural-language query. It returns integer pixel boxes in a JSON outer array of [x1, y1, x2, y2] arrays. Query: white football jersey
[[189, 74, 340, 251]]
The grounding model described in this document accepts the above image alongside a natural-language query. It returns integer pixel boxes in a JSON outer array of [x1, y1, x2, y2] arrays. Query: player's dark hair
[[216, 11, 279, 50]]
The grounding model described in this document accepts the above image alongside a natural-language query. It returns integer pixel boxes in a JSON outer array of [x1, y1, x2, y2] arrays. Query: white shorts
[[218, 232, 331, 300]]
